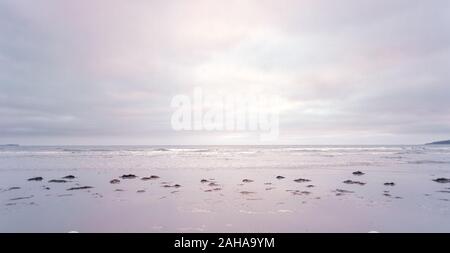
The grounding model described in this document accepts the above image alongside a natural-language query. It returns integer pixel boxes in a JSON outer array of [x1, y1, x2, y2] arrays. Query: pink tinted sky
[[1, 0, 450, 145]]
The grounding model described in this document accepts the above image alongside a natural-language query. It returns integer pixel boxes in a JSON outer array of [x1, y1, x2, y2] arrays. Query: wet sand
[[1, 145, 450, 232]]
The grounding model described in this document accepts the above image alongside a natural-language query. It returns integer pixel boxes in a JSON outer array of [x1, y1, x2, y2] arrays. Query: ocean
[[1, 145, 450, 232]]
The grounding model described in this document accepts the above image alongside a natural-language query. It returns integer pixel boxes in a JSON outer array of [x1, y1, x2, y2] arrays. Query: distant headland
[[426, 140, 450, 145], [0, 144, 20, 147]]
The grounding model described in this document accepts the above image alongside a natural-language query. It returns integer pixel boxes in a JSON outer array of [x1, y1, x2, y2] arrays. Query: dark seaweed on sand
[[49, 179, 68, 183], [433, 178, 450, 183], [28, 177, 43, 181], [67, 186, 93, 191], [294, 178, 311, 183], [343, 180, 366, 185], [120, 174, 137, 179]]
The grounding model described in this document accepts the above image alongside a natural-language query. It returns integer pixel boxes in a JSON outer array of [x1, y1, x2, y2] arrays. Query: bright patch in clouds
[[1, 0, 449, 145]]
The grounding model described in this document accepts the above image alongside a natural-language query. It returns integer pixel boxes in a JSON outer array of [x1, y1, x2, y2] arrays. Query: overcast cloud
[[1, 0, 450, 145]]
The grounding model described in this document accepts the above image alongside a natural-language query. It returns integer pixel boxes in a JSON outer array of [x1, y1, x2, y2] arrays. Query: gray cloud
[[1, 0, 449, 145]]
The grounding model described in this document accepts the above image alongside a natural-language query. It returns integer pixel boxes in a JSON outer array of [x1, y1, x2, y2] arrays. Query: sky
[[1, 0, 450, 145]]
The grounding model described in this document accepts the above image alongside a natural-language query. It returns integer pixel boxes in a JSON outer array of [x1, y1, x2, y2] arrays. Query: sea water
[[0, 145, 449, 232]]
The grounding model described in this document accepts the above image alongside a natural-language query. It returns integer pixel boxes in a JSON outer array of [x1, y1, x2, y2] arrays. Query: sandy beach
[[1, 145, 450, 233]]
